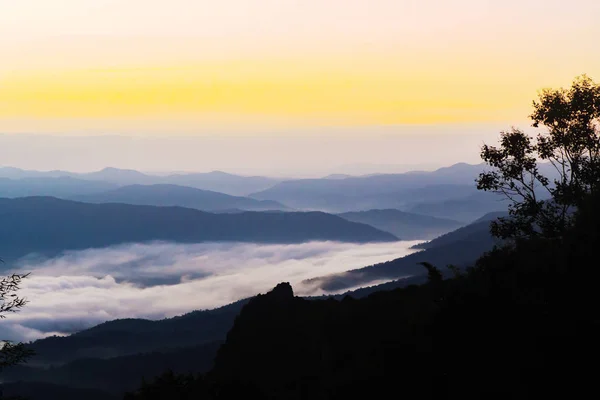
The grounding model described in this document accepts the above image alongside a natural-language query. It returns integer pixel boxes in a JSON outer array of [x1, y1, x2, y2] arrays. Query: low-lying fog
[[0, 240, 421, 341]]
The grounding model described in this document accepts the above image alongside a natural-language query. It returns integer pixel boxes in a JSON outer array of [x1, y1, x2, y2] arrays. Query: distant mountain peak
[[71, 183, 291, 212], [96, 167, 146, 174], [207, 170, 234, 176], [434, 162, 482, 172], [323, 174, 352, 180]]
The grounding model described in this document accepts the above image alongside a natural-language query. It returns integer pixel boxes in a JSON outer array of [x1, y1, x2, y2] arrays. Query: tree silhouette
[[477, 75, 600, 240], [419, 262, 443, 284], [0, 273, 33, 400]]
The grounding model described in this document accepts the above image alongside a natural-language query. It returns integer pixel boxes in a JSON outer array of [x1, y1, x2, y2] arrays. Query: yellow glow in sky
[[0, 60, 529, 124], [1, 0, 599, 133]]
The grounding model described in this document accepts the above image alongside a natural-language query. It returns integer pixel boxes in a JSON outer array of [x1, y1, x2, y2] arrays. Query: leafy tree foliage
[[0, 273, 33, 399], [477, 75, 600, 239], [0, 273, 32, 370]]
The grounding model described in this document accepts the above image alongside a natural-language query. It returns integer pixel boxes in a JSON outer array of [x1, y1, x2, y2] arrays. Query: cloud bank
[[0, 240, 420, 342]]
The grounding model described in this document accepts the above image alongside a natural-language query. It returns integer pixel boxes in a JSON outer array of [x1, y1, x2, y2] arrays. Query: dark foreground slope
[[0, 213, 500, 397], [4, 343, 221, 396], [1, 302, 247, 397], [412, 211, 508, 250], [7, 200, 599, 399], [24, 300, 248, 366], [1, 382, 117, 400], [124, 194, 600, 399], [0, 197, 396, 262]]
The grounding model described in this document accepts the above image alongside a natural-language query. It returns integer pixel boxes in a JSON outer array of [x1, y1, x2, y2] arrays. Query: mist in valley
[[1, 240, 421, 341]]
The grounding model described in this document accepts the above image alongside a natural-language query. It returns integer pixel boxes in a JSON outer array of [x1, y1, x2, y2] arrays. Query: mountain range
[[337, 209, 462, 240], [2, 300, 249, 396], [406, 192, 511, 222], [0, 177, 118, 198], [304, 211, 504, 292], [0, 197, 396, 263], [0, 167, 279, 197], [70, 184, 288, 212], [1, 212, 506, 398], [11, 204, 595, 399], [250, 162, 555, 218], [0, 162, 523, 398], [0, 164, 518, 220]]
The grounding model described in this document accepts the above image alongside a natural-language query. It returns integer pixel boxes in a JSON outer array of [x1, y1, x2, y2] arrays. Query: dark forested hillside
[[25, 300, 248, 365], [0, 197, 396, 262], [304, 213, 501, 292], [4, 342, 221, 396], [123, 193, 600, 399], [8, 199, 598, 399], [412, 211, 507, 250], [0, 303, 248, 397], [1, 382, 117, 400]]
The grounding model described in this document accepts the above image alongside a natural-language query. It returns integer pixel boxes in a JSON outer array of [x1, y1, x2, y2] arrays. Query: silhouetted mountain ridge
[[337, 209, 462, 239], [0, 176, 118, 198], [0, 166, 281, 196], [124, 198, 600, 398], [0, 197, 396, 263], [304, 211, 503, 292], [71, 184, 288, 212]]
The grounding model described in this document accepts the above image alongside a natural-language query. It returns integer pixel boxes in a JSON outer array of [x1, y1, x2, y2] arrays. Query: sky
[[0, 0, 598, 172], [0, 127, 502, 176]]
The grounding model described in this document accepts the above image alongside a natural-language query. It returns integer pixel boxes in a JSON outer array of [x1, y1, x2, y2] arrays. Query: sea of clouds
[[0, 240, 421, 342]]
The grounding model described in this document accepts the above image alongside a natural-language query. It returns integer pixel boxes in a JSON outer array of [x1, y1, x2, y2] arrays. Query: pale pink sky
[[0, 0, 597, 173]]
